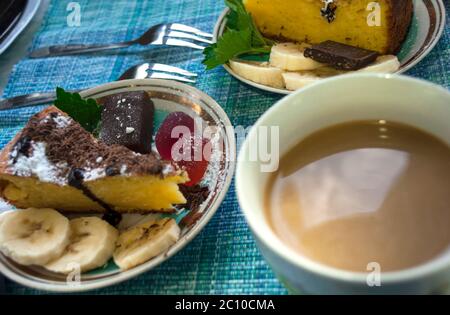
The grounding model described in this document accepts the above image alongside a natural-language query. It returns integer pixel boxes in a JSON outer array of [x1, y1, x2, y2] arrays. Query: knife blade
[[0, 91, 59, 110]]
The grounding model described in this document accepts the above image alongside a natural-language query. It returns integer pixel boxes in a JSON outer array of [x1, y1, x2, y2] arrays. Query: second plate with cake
[[210, 0, 446, 94]]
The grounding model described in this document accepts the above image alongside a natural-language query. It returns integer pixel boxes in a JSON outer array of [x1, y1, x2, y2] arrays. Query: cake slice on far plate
[[244, 0, 413, 54], [0, 106, 188, 213]]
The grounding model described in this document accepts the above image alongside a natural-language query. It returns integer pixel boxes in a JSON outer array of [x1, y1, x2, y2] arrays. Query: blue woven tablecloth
[[0, 0, 449, 294]]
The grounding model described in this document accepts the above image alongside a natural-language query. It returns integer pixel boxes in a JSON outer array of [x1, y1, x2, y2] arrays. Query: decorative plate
[[213, 0, 446, 94], [0, 79, 236, 292]]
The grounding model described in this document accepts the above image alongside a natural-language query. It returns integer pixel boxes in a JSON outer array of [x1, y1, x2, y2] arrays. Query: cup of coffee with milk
[[236, 73, 450, 294]]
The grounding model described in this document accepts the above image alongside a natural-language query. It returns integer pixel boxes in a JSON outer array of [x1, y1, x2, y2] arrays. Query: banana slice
[[282, 67, 344, 91], [114, 217, 180, 270], [0, 210, 14, 228], [358, 55, 400, 73], [229, 59, 284, 88], [45, 217, 118, 274], [0, 208, 70, 266], [283, 55, 400, 90], [270, 43, 324, 71]]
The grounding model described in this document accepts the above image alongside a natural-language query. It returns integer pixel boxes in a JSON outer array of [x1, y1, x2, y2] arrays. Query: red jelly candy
[[155, 112, 194, 160], [155, 112, 210, 186], [177, 138, 210, 186]]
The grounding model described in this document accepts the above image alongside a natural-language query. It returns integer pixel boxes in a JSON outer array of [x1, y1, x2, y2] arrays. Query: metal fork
[[29, 23, 213, 58], [0, 62, 197, 110]]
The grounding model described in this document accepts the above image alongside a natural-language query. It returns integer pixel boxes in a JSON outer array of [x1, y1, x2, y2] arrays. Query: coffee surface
[[265, 121, 450, 272]]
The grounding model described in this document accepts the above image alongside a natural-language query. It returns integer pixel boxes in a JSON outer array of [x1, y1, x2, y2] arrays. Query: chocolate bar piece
[[304, 41, 379, 71], [100, 91, 154, 154]]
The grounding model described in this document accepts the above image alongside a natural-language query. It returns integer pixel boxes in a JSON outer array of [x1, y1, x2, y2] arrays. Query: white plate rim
[[0, 0, 42, 55]]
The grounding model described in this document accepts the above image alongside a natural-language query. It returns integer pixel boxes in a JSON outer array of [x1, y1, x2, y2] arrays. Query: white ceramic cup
[[236, 73, 450, 294]]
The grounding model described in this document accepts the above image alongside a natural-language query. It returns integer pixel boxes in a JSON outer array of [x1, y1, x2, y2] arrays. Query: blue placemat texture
[[0, 0, 449, 294]]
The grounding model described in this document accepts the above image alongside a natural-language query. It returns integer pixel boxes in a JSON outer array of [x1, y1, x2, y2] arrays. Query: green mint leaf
[[225, 0, 269, 47], [203, 28, 264, 70], [54, 87, 102, 132], [202, 0, 272, 70], [225, 0, 252, 31]]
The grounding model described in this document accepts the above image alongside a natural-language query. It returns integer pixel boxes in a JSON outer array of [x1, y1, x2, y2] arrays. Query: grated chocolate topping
[[7, 106, 178, 185]]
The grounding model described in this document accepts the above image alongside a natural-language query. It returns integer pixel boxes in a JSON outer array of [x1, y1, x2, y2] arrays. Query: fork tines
[[169, 23, 213, 38], [162, 23, 213, 50], [120, 62, 197, 83], [148, 63, 197, 83]]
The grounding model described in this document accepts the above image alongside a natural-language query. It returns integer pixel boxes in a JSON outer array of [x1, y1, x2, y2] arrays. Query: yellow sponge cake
[[0, 106, 188, 213], [244, 0, 413, 54]]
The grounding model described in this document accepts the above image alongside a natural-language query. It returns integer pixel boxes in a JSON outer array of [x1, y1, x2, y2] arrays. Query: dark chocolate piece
[[99, 91, 154, 154], [304, 41, 379, 71]]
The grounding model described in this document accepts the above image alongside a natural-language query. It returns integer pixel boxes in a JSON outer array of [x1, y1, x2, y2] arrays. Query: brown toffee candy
[[100, 91, 155, 154], [304, 41, 379, 71]]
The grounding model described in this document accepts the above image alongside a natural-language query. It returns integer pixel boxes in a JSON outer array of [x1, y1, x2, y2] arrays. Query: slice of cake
[[0, 106, 188, 213], [244, 0, 413, 54]]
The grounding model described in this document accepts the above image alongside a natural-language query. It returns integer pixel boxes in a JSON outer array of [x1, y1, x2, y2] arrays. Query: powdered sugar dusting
[[162, 163, 175, 176], [201, 129, 224, 187], [8, 141, 66, 185], [53, 115, 72, 128], [39, 113, 72, 128], [83, 168, 106, 181]]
